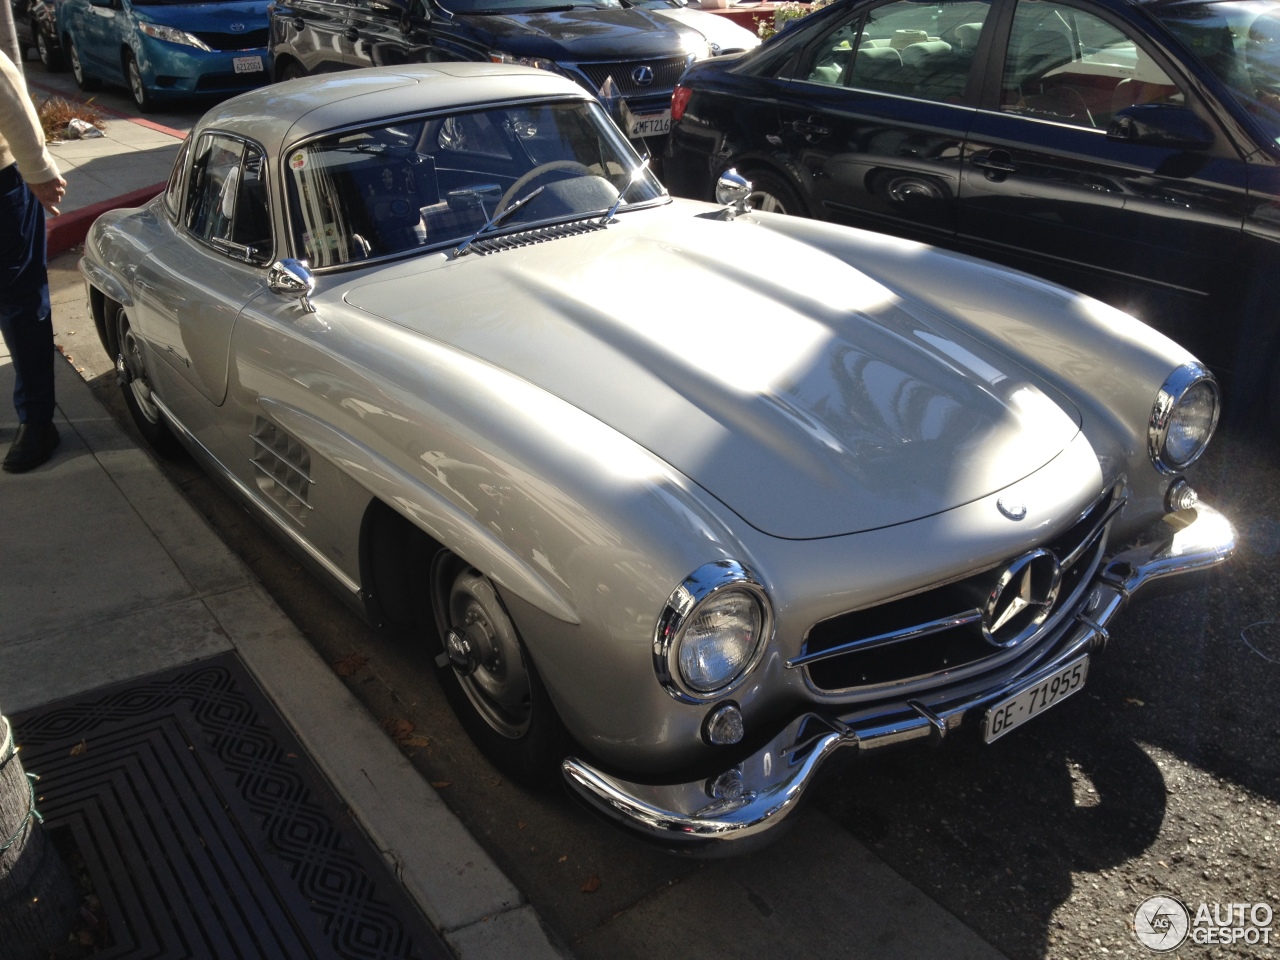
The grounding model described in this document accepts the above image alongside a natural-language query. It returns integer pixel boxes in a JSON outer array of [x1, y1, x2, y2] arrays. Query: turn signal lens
[[671, 85, 692, 123]]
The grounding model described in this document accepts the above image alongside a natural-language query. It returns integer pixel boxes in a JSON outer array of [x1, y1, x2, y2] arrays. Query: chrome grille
[[799, 488, 1119, 694], [250, 418, 313, 523], [574, 56, 689, 97], [192, 29, 269, 51]]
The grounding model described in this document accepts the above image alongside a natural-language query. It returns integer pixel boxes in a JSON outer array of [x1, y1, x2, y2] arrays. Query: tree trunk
[[0, 716, 78, 960]]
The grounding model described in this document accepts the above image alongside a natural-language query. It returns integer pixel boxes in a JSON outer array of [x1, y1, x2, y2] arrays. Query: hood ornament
[[997, 498, 1027, 521]]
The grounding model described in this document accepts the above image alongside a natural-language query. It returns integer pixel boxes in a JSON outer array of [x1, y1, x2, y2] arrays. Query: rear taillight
[[671, 85, 692, 123]]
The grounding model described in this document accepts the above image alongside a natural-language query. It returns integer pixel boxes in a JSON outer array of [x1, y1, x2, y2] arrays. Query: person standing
[[1, 49, 66, 472]]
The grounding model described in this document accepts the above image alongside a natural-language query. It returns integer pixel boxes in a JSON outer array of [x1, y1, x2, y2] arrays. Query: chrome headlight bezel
[[1148, 361, 1220, 475], [653, 560, 773, 704]]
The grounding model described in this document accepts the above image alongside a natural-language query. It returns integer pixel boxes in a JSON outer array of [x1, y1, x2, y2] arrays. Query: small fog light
[[703, 702, 745, 746], [706, 767, 746, 801], [1166, 478, 1198, 513]]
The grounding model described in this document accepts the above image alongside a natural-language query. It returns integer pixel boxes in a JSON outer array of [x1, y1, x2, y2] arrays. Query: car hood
[[131, 0, 268, 30], [343, 214, 1083, 539], [650, 7, 759, 51], [455, 8, 697, 60]]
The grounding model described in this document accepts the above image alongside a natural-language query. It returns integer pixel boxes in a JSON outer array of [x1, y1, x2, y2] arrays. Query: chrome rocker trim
[[561, 503, 1236, 852]]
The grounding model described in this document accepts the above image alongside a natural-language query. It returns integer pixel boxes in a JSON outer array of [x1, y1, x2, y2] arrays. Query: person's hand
[[30, 176, 67, 217]]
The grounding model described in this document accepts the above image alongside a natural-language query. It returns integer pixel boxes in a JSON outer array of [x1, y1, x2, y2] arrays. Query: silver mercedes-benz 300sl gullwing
[[81, 63, 1235, 852]]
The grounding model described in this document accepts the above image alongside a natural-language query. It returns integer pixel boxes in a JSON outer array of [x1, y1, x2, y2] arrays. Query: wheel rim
[[750, 189, 789, 215], [128, 59, 145, 106], [37, 33, 50, 65], [117, 318, 161, 425], [445, 570, 532, 739], [69, 42, 83, 83]]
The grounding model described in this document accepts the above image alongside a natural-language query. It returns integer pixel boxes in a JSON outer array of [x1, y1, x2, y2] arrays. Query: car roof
[[192, 62, 592, 155]]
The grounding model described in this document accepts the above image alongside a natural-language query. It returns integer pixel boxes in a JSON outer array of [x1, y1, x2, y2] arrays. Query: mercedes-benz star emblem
[[982, 549, 1062, 648], [631, 65, 655, 86]]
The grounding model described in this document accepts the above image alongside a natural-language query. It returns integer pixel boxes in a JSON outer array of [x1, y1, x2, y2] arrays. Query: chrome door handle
[[971, 150, 1018, 174]]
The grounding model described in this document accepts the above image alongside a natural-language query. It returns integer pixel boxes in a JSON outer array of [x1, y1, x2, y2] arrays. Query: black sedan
[[665, 0, 1280, 424], [10, 0, 62, 70]]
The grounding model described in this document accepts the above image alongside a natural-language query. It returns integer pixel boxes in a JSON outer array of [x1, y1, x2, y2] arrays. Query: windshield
[[436, 0, 624, 14], [286, 99, 666, 268], [1151, 0, 1280, 142]]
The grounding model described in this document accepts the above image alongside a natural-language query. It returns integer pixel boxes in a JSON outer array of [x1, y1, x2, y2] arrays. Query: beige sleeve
[[0, 51, 61, 184]]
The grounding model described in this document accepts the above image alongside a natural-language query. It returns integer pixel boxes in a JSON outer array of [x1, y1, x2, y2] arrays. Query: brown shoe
[[2, 422, 60, 473]]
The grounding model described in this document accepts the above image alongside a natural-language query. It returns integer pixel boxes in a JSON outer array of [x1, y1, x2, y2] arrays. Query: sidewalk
[[1, 89, 564, 960]]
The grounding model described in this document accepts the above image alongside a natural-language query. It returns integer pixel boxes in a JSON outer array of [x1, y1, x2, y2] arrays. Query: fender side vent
[[250, 417, 313, 523]]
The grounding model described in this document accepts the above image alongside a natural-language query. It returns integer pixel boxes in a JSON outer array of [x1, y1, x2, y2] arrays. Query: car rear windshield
[[285, 98, 665, 269], [1150, 0, 1280, 142]]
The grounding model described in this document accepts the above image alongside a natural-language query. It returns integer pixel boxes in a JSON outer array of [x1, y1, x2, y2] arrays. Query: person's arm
[[0, 51, 66, 215]]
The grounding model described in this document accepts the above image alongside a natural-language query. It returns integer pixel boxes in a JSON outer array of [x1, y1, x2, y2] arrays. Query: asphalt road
[[36, 57, 1280, 960]]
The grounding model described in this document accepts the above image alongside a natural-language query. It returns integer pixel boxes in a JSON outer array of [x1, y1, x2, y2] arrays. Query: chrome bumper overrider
[[562, 503, 1235, 851]]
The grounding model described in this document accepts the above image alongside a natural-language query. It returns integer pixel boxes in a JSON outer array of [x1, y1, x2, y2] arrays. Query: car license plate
[[233, 55, 264, 74], [983, 655, 1089, 743], [621, 101, 670, 139]]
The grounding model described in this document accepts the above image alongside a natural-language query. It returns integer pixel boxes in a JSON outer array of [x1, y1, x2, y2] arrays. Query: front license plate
[[621, 102, 671, 139], [983, 655, 1089, 743], [233, 55, 264, 74]]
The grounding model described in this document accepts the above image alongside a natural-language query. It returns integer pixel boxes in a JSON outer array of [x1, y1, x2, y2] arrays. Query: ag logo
[[982, 549, 1061, 648], [631, 65, 654, 86], [1134, 895, 1190, 951]]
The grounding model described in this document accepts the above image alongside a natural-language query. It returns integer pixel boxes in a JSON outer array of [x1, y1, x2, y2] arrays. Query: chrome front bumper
[[562, 503, 1236, 853]]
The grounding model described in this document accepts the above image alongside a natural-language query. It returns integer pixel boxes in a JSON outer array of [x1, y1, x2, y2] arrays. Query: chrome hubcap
[[750, 190, 788, 215], [446, 569, 532, 738], [118, 323, 160, 424]]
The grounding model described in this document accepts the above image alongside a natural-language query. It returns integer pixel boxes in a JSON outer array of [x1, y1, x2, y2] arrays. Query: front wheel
[[114, 305, 180, 455], [741, 167, 807, 217], [430, 555, 567, 786], [66, 36, 98, 91], [125, 52, 153, 112], [277, 59, 308, 82]]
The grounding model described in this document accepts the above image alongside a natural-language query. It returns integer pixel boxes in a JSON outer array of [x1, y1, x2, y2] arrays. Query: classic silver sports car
[[81, 62, 1236, 852]]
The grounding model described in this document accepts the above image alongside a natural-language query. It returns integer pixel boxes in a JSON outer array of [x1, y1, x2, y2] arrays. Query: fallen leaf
[[431, 781, 451, 789], [557, 855, 568, 863], [332, 653, 369, 676], [69, 740, 87, 757], [286, 752, 298, 759], [400, 736, 430, 747], [581, 874, 601, 893], [518, 821, 527, 830], [382, 718, 414, 741], [1124, 697, 1145, 707]]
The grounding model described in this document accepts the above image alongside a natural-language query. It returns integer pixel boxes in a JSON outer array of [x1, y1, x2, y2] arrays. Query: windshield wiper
[[452, 185, 546, 257], [599, 159, 650, 224]]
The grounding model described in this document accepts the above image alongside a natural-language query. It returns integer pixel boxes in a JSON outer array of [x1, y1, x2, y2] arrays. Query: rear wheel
[[277, 59, 308, 82], [113, 305, 180, 455], [742, 167, 807, 217], [429, 553, 567, 786], [125, 52, 153, 112], [37, 31, 63, 71], [67, 36, 98, 90]]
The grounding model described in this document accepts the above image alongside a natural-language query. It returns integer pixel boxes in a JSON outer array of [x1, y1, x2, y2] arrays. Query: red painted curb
[[47, 182, 167, 258], [27, 78, 190, 140]]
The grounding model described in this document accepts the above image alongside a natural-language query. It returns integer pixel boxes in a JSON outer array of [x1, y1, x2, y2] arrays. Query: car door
[[131, 132, 275, 446], [958, 0, 1248, 318], [775, 0, 994, 239], [79, 0, 124, 77]]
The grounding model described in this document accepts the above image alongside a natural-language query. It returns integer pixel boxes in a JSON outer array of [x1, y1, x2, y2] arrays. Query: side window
[[801, 1, 991, 103], [1002, 0, 1184, 128], [185, 135, 272, 264], [164, 137, 191, 219]]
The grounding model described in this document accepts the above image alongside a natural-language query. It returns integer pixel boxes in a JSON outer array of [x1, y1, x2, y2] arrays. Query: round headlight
[[654, 561, 772, 703], [1149, 362, 1219, 474]]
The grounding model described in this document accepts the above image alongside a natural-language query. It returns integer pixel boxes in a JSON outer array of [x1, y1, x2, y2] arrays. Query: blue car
[[58, 0, 270, 110]]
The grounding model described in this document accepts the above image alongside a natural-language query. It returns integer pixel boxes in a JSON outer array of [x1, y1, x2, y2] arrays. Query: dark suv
[[269, 0, 707, 151]]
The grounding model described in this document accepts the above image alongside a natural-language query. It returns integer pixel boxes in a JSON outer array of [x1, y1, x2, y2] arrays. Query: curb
[[47, 182, 167, 258]]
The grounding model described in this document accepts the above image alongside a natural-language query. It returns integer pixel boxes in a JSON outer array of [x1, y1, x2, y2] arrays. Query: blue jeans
[[0, 163, 54, 425]]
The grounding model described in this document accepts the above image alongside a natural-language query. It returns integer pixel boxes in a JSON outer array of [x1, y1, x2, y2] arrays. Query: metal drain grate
[[12, 654, 449, 960]]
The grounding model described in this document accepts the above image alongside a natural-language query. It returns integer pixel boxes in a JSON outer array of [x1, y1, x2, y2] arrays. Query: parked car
[[80, 63, 1235, 851], [58, 0, 271, 110], [11, 0, 64, 69], [665, 0, 1280, 425], [632, 0, 761, 56], [267, 0, 746, 153]]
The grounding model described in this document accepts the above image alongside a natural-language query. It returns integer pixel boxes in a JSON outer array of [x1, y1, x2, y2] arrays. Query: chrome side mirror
[[715, 169, 752, 219], [268, 258, 317, 314]]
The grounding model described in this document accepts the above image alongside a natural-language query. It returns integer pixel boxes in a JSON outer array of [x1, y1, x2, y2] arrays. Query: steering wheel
[[495, 161, 593, 215]]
